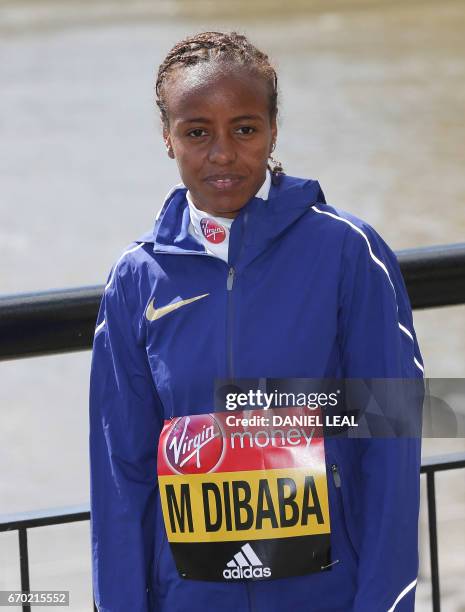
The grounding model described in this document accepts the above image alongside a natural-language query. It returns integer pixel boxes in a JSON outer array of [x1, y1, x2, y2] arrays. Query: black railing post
[[18, 527, 31, 611], [426, 471, 440, 612]]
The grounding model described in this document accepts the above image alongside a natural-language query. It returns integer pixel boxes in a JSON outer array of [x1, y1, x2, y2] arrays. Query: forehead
[[162, 63, 271, 122]]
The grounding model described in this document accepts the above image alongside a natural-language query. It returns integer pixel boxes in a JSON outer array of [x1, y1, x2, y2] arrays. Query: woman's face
[[162, 65, 277, 218]]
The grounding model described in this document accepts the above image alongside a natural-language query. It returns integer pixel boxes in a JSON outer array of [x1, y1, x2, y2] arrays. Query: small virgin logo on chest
[[200, 218, 226, 244]]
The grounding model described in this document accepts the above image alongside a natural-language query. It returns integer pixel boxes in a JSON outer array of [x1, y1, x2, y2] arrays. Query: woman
[[89, 31, 423, 612]]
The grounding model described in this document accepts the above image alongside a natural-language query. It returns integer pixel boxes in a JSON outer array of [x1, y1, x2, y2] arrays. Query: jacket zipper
[[227, 227, 254, 611], [234, 212, 256, 612], [330, 463, 357, 564], [225, 207, 248, 381], [226, 266, 235, 378], [331, 463, 341, 488]]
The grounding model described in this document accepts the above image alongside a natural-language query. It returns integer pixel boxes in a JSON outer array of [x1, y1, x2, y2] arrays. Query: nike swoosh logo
[[145, 293, 209, 322]]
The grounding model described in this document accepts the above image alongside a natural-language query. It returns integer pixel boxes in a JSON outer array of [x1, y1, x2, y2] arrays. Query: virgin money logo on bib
[[200, 219, 226, 244], [165, 414, 224, 474]]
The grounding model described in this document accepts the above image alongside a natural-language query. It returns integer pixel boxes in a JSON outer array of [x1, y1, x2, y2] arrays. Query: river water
[[1, 1, 464, 609]]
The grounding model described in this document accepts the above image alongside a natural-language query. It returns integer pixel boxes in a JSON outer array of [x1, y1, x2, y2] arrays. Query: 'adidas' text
[[222, 543, 272, 580]]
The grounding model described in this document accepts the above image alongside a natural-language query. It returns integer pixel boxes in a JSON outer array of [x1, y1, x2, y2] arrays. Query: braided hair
[[155, 31, 284, 179]]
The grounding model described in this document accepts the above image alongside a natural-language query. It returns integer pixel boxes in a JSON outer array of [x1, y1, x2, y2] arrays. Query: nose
[[207, 133, 236, 165]]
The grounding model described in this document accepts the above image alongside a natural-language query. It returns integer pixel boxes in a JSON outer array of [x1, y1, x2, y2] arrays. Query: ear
[[163, 126, 175, 159]]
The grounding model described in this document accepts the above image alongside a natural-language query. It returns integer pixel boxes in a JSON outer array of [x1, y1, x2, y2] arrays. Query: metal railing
[[1, 241, 465, 611], [1, 456, 464, 612], [421, 453, 465, 612], [1, 242, 464, 362], [0, 506, 94, 612]]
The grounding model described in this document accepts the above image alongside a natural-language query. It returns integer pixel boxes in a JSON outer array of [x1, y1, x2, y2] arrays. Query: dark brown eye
[[236, 126, 255, 135], [188, 128, 207, 138]]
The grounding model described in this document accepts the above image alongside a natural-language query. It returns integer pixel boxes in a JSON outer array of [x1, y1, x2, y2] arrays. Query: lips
[[204, 174, 245, 191]]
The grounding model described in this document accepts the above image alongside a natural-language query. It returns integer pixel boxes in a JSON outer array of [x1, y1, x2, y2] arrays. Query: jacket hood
[[138, 174, 326, 262]]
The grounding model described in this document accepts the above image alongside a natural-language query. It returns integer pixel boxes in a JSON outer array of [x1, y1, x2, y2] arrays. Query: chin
[[217, 189, 255, 208], [217, 199, 248, 216]]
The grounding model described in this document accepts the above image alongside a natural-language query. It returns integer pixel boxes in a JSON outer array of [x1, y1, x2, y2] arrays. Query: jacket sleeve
[[338, 223, 424, 612], [89, 261, 163, 612]]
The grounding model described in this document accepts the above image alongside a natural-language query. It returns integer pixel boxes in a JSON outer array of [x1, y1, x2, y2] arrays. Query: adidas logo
[[222, 543, 272, 580]]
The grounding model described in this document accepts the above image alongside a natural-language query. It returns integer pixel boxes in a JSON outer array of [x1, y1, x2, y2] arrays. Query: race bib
[[157, 407, 331, 581]]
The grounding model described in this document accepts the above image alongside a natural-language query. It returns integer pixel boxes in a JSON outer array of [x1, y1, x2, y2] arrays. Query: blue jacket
[[89, 174, 424, 612]]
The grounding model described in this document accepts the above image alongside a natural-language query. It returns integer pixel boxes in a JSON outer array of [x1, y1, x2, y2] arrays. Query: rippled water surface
[[1, 1, 464, 609]]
